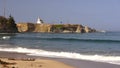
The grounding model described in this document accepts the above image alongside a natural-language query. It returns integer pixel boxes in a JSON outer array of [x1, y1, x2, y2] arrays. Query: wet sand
[[0, 51, 73, 68], [54, 58, 120, 68], [0, 51, 120, 68]]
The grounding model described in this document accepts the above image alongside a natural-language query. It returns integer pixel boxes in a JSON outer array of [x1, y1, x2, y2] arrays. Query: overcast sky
[[0, 0, 120, 31]]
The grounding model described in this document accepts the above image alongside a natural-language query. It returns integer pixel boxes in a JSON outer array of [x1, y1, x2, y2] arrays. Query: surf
[[0, 47, 120, 65]]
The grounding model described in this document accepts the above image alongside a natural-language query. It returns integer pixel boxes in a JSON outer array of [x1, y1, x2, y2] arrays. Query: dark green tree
[[0, 16, 7, 25], [7, 15, 18, 32], [0, 15, 18, 33]]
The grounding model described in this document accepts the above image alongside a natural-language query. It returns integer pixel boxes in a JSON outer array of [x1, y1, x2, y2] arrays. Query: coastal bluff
[[17, 23, 96, 33], [0, 16, 18, 33]]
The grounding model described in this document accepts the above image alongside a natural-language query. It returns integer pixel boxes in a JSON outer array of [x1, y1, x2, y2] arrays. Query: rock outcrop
[[0, 16, 18, 33], [17, 23, 96, 33], [34, 24, 51, 32], [17, 23, 35, 32], [76, 25, 85, 33], [17, 23, 51, 33], [0, 15, 96, 33]]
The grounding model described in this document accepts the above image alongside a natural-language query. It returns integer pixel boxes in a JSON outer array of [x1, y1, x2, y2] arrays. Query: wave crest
[[0, 36, 11, 40], [43, 38, 120, 43], [12, 36, 120, 43], [0, 47, 120, 65]]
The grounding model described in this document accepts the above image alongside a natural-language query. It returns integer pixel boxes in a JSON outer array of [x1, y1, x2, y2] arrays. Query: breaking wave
[[0, 47, 120, 65], [0, 36, 11, 40]]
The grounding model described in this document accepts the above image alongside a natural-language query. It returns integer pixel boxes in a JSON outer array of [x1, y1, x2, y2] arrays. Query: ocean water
[[0, 32, 120, 65]]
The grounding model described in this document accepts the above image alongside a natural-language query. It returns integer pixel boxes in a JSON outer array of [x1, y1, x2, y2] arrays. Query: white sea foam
[[2, 36, 11, 40], [0, 47, 120, 65]]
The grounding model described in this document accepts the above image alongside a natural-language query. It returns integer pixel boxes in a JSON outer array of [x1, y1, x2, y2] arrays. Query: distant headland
[[17, 17, 97, 33], [0, 16, 97, 33]]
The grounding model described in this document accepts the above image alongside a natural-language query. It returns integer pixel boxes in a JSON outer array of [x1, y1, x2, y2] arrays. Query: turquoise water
[[0, 32, 120, 65]]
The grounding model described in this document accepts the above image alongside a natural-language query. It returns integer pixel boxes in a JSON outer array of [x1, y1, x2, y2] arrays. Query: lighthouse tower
[[37, 17, 44, 24]]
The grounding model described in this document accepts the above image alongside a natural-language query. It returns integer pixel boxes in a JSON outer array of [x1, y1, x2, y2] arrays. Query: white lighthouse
[[37, 17, 44, 24]]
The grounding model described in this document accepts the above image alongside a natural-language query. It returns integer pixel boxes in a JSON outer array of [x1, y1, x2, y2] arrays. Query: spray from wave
[[0, 47, 120, 65], [0, 36, 11, 40]]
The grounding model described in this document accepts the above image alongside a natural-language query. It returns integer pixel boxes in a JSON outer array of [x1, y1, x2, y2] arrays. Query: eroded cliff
[[17, 23, 96, 33]]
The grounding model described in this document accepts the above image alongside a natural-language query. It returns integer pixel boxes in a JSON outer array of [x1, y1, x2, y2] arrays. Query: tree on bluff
[[0, 16, 7, 25], [0, 16, 7, 31], [7, 15, 15, 25], [7, 15, 18, 30], [0, 16, 18, 33]]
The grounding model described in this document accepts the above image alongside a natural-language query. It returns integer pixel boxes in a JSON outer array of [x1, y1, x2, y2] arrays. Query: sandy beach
[[0, 51, 120, 68], [0, 51, 74, 68], [0, 58, 74, 68]]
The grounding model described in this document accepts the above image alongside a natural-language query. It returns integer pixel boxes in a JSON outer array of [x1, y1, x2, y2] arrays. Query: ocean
[[0, 32, 120, 65]]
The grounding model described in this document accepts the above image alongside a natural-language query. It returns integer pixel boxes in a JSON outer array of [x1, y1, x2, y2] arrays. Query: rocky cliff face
[[0, 16, 18, 33], [50, 24, 96, 33], [0, 16, 96, 33], [17, 23, 96, 33], [17, 23, 51, 33], [34, 24, 51, 32], [17, 23, 35, 32]]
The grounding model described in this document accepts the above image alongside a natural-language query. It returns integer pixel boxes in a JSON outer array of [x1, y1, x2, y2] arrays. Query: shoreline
[[0, 51, 74, 68], [0, 51, 120, 68]]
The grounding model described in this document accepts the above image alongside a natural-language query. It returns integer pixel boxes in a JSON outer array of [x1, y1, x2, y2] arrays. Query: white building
[[37, 17, 44, 24]]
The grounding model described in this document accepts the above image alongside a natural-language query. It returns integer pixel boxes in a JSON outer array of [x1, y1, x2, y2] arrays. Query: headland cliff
[[17, 23, 96, 33], [0, 16, 97, 33]]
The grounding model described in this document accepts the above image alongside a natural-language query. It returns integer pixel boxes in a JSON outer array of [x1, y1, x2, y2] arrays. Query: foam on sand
[[0, 47, 120, 65]]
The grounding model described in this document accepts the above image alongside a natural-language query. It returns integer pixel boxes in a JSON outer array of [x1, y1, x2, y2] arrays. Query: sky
[[0, 0, 120, 31]]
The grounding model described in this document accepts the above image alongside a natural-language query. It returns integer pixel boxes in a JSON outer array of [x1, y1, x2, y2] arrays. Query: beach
[[0, 32, 120, 68], [0, 51, 120, 68], [0, 0, 120, 67], [0, 51, 74, 68]]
